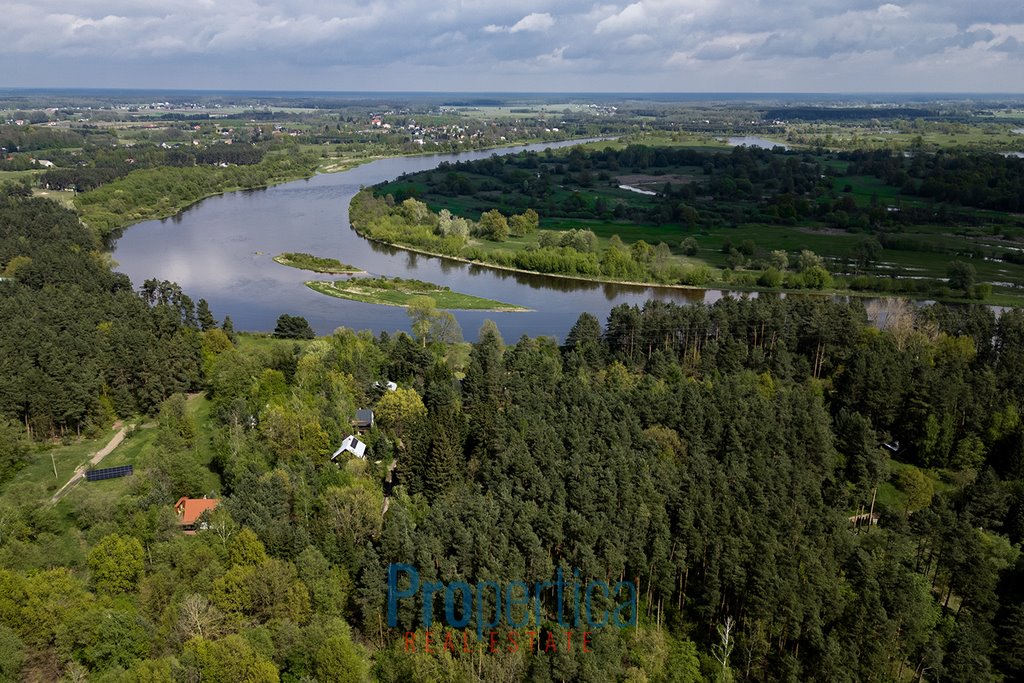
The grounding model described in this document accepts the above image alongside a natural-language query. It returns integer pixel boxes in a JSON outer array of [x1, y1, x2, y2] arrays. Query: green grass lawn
[[574, 132, 731, 152], [788, 122, 1024, 151], [3, 394, 224, 504], [834, 175, 904, 203], [58, 395, 220, 512]]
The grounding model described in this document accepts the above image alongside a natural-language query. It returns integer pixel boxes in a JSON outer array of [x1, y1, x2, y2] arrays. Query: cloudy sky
[[4, 0, 1023, 92]]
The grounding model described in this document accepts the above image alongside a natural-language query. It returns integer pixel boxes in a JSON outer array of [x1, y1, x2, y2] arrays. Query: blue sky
[[4, 0, 1023, 92]]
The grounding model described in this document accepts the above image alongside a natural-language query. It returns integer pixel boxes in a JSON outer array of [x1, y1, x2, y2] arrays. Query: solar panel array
[[85, 465, 133, 482]]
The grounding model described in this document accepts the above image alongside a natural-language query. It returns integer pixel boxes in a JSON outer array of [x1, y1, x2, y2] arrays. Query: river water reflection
[[727, 136, 789, 150], [112, 140, 740, 340]]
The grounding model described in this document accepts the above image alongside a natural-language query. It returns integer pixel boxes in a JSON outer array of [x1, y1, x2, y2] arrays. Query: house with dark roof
[[351, 409, 374, 433]]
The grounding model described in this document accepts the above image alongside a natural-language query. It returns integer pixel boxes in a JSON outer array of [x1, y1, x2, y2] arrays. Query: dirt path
[[49, 421, 126, 504], [382, 458, 398, 517]]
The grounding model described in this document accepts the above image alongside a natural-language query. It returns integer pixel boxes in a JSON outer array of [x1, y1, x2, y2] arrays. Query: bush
[[757, 268, 784, 288], [947, 261, 976, 293], [538, 230, 560, 248], [559, 228, 599, 253], [679, 266, 713, 286], [801, 265, 833, 290]]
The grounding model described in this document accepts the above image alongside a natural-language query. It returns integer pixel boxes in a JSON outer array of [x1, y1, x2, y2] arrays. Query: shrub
[[757, 268, 784, 288]]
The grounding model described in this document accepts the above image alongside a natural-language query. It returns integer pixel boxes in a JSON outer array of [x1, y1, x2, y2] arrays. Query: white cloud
[[876, 3, 910, 19], [0, 0, 1022, 91], [595, 3, 647, 34], [484, 12, 555, 34], [511, 12, 555, 33]]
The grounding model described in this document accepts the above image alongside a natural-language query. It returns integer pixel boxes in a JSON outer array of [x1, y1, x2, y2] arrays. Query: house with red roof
[[174, 496, 220, 534]]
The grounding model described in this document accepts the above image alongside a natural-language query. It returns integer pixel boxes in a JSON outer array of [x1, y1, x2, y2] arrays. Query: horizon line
[[2, 87, 1024, 97]]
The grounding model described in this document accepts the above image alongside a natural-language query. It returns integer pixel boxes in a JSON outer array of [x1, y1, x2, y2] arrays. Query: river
[[727, 136, 789, 150], [110, 140, 739, 341]]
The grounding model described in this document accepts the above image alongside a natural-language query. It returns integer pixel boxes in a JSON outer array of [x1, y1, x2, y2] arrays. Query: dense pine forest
[[0, 187, 206, 441], [3, 181, 1024, 681]]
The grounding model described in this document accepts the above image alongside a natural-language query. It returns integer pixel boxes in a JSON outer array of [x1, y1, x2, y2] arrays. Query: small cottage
[[331, 435, 367, 460], [174, 497, 220, 534], [352, 409, 374, 432]]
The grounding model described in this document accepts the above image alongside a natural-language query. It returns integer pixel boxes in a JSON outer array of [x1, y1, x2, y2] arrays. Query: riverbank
[[352, 226, 1023, 307], [317, 135, 606, 173], [78, 154, 322, 240]]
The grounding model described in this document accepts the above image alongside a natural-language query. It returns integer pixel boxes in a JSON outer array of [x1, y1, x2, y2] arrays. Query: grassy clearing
[[56, 426, 160, 512], [274, 252, 362, 274], [306, 276, 529, 311], [785, 121, 1024, 152], [3, 395, 220, 514], [0, 170, 39, 183], [876, 459, 956, 513], [32, 188, 76, 208], [1, 424, 124, 501]]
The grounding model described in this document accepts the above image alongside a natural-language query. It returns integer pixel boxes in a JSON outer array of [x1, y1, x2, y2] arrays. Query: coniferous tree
[[197, 298, 217, 331]]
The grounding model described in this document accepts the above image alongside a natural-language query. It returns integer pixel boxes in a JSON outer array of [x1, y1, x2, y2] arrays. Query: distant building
[[373, 380, 398, 392], [352, 409, 374, 432], [174, 497, 220, 534], [332, 435, 367, 460]]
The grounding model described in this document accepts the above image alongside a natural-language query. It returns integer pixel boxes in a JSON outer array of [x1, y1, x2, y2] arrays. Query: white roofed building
[[332, 435, 367, 460]]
